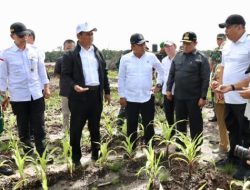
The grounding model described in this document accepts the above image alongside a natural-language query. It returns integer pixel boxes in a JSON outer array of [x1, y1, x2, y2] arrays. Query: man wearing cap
[[54, 39, 75, 129], [161, 41, 177, 128], [61, 22, 110, 166], [118, 33, 164, 151], [166, 32, 210, 146], [155, 41, 167, 62], [212, 14, 250, 180], [0, 22, 50, 156], [208, 33, 226, 121]]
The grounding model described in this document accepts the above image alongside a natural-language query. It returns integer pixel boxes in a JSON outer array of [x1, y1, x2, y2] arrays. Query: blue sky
[[0, 0, 249, 52]]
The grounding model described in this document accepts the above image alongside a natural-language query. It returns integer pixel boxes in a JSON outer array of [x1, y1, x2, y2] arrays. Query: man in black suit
[[61, 22, 111, 166]]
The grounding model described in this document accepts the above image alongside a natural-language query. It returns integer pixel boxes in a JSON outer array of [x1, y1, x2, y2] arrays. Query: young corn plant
[[169, 132, 203, 178], [11, 141, 33, 181], [34, 146, 57, 173], [61, 134, 73, 175], [118, 133, 136, 161], [137, 140, 165, 190], [102, 112, 116, 142], [96, 140, 117, 169], [230, 179, 250, 190], [34, 164, 48, 190], [154, 120, 176, 158]]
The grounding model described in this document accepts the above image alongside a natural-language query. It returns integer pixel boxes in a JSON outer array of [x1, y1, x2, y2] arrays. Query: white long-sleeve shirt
[[161, 56, 174, 95], [118, 51, 164, 103], [0, 43, 49, 101]]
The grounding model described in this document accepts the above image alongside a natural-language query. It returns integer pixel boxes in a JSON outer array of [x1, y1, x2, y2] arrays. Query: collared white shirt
[[161, 56, 174, 95], [0, 43, 49, 101], [118, 51, 164, 103], [222, 32, 250, 104], [79, 46, 100, 86]]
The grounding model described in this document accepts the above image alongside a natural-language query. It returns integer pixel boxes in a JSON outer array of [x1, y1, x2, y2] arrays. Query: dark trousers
[[163, 96, 175, 126], [69, 89, 102, 163], [10, 97, 45, 155], [175, 98, 203, 141], [224, 103, 250, 165], [126, 96, 155, 149]]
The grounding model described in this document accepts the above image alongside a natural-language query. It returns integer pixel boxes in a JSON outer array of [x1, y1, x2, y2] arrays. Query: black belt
[[85, 85, 100, 91]]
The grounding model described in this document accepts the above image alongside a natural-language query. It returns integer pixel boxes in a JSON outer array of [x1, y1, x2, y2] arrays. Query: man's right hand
[[74, 85, 89, 93], [210, 81, 219, 90], [1, 97, 9, 111], [119, 97, 127, 108], [166, 91, 173, 101]]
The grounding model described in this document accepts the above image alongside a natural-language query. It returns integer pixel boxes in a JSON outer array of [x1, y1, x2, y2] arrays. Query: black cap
[[219, 14, 246, 28], [10, 22, 29, 36], [217, 33, 226, 39], [181, 32, 197, 43], [130, 33, 149, 45]]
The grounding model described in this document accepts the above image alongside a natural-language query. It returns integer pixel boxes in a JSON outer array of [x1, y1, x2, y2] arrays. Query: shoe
[[73, 160, 81, 168], [212, 148, 228, 154], [0, 167, 14, 176], [216, 158, 238, 167], [209, 117, 217, 122], [233, 167, 250, 180], [209, 140, 219, 145]]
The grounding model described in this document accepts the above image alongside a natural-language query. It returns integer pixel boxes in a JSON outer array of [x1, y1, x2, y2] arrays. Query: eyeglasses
[[80, 32, 93, 36]]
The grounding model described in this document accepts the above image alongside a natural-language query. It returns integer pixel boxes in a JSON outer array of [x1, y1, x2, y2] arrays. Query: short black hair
[[63, 39, 75, 47]]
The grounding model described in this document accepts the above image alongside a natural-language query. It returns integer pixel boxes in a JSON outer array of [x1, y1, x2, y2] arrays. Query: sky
[[0, 0, 249, 52]]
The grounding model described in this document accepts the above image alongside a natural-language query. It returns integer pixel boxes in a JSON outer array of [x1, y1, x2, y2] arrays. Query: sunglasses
[[79, 31, 93, 36], [17, 33, 27, 38]]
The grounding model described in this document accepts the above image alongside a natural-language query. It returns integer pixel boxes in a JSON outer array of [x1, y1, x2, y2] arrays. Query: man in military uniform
[[208, 33, 226, 122], [166, 32, 210, 146]]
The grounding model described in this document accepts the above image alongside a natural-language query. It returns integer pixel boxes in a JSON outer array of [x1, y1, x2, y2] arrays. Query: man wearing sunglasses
[[61, 22, 110, 167], [0, 22, 50, 156]]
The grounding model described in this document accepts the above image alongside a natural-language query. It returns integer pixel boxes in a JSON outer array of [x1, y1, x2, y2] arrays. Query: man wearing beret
[[212, 14, 250, 180], [166, 31, 210, 148], [0, 22, 50, 156]]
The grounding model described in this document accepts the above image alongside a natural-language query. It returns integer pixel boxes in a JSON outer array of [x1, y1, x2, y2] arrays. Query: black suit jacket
[[61, 43, 110, 101]]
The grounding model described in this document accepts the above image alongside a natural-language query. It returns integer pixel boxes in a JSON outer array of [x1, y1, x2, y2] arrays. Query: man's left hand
[[152, 86, 161, 94], [104, 94, 111, 105], [43, 86, 51, 99], [198, 98, 206, 108]]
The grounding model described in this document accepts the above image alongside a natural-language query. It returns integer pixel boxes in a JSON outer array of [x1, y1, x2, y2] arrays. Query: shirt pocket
[[9, 60, 24, 75]]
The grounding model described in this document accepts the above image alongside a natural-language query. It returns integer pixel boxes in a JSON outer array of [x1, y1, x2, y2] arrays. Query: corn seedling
[[102, 110, 116, 141], [34, 164, 48, 190], [169, 132, 203, 177], [11, 141, 33, 182], [0, 160, 8, 168], [155, 120, 176, 158], [34, 146, 57, 173], [96, 140, 117, 169], [61, 134, 73, 175], [13, 179, 28, 190], [230, 179, 250, 190], [117, 133, 137, 161], [137, 140, 165, 190]]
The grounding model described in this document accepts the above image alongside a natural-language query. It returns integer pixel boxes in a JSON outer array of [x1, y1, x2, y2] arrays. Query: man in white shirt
[[215, 14, 250, 180], [161, 41, 176, 128], [0, 22, 50, 156], [118, 33, 164, 150]]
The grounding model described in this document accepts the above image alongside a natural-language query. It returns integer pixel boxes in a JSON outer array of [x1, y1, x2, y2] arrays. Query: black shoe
[[91, 151, 100, 161], [0, 167, 14, 176], [233, 167, 250, 180], [209, 117, 217, 122], [216, 158, 238, 167], [73, 160, 81, 168]]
